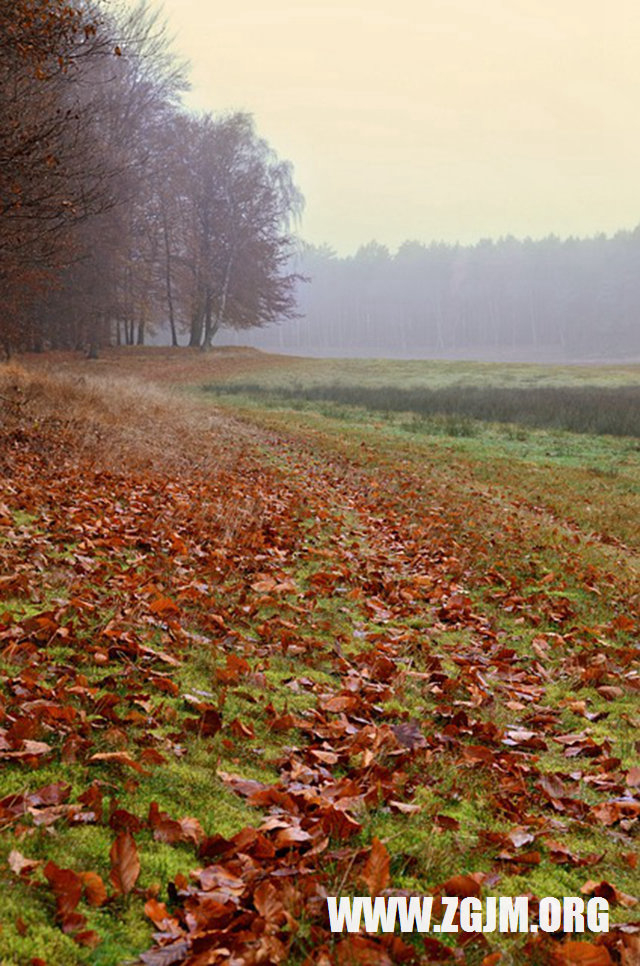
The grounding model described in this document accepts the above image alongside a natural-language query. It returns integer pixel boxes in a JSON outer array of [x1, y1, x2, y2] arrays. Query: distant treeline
[[228, 232, 640, 360], [209, 383, 640, 438]]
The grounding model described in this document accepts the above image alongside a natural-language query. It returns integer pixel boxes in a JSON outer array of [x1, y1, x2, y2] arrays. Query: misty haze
[[221, 232, 640, 363]]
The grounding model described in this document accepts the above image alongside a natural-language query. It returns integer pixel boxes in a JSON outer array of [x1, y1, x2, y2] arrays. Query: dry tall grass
[[0, 363, 266, 544], [2, 364, 233, 472]]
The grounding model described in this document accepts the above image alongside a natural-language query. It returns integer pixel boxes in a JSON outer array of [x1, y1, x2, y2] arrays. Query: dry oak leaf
[[109, 829, 140, 895], [361, 837, 390, 896]]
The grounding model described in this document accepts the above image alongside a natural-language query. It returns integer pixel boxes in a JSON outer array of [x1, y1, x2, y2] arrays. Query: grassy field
[[211, 355, 640, 391], [0, 347, 638, 966]]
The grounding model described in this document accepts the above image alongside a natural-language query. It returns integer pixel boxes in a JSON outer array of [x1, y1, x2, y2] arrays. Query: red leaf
[[439, 873, 483, 898]]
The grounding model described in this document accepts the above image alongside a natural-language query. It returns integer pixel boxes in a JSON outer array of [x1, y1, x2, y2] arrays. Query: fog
[[219, 229, 640, 363]]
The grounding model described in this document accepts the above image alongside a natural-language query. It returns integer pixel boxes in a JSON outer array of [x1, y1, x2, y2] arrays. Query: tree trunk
[[201, 288, 213, 350], [189, 303, 203, 347], [162, 210, 179, 347], [124, 318, 134, 345], [203, 257, 233, 349]]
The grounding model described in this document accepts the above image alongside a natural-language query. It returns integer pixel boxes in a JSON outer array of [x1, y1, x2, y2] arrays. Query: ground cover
[[210, 356, 640, 392], [0, 349, 638, 966], [208, 383, 640, 438], [205, 352, 640, 438]]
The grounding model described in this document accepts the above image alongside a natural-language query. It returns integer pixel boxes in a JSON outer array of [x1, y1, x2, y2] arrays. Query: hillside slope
[[0, 353, 638, 966]]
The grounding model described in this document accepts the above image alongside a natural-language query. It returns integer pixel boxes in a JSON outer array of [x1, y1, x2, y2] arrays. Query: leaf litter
[[0, 357, 638, 965]]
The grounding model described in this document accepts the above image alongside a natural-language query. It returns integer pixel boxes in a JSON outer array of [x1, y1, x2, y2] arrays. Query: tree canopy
[[0, 0, 304, 356]]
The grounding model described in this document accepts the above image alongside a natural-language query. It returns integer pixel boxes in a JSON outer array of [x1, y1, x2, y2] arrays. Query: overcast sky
[[151, 0, 640, 254]]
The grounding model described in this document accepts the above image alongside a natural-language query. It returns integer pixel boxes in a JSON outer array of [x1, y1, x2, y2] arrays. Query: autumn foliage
[[0, 352, 638, 965]]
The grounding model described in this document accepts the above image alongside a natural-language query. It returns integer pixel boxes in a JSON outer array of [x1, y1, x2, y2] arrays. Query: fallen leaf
[[109, 830, 140, 895]]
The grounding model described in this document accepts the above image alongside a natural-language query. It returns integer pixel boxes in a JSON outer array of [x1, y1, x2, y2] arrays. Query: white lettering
[[459, 897, 483, 932], [539, 897, 562, 932], [499, 897, 529, 933], [439, 896, 459, 932], [586, 898, 609, 933]]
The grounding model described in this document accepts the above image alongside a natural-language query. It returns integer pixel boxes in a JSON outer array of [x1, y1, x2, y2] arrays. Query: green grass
[[201, 388, 640, 552], [0, 624, 275, 965], [206, 381, 640, 438]]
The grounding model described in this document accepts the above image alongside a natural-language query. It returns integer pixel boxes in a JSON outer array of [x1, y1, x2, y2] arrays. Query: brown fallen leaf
[[43, 861, 83, 919], [139, 942, 191, 965], [550, 940, 613, 965], [144, 897, 176, 928], [439, 873, 483, 898], [626, 766, 640, 788], [80, 871, 107, 907], [109, 829, 140, 895], [89, 751, 149, 774], [361, 837, 390, 895], [581, 879, 638, 908]]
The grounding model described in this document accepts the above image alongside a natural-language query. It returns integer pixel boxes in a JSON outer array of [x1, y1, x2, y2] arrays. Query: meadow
[[0, 348, 638, 966], [206, 355, 640, 438]]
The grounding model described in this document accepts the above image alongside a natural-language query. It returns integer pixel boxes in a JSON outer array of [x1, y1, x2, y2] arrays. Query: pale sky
[[153, 0, 640, 254]]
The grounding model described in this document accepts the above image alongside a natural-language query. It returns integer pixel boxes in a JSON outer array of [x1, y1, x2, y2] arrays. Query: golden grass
[[0, 362, 267, 546], [2, 363, 231, 474]]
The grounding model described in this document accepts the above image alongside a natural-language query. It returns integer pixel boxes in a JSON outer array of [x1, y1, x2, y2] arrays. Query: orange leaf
[[80, 871, 107, 907], [144, 897, 174, 928], [149, 595, 180, 617], [550, 941, 613, 965]]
